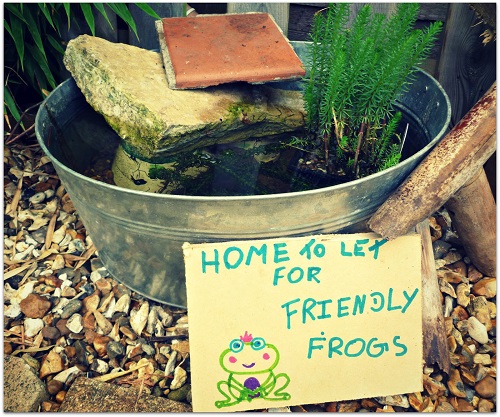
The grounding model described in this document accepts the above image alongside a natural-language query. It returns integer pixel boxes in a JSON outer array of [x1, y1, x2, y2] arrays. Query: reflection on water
[[58, 106, 428, 196]]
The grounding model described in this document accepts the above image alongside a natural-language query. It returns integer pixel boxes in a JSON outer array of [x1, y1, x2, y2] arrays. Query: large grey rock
[[59, 377, 192, 412], [4, 355, 49, 412], [63, 35, 305, 162]]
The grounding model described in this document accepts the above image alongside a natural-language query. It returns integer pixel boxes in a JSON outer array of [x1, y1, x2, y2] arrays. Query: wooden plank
[[288, 3, 318, 41], [187, 3, 227, 14], [437, 2, 497, 196], [128, 3, 184, 50], [368, 83, 496, 240], [418, 3, 449, 21], [445, 168, 496, 277], [348, 3, 396, 26], [416, 220, 451, 374], [288, 3, 447, 76], [437, 3, 496, 125], [227, 3, 290, 35]]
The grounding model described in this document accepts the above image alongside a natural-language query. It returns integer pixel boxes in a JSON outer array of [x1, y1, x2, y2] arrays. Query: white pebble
[[29, 192, 46, 204], [90, 270, 103, 283], [15, 241, 30, 252], [5, 303, 22, 318], [11, 281, 35, 305], [51, 254, 65, 270], [468, 316, 489, 344], [114, 294, 130, 314], [66, 314, 83, 333], [53, 366, 82, 383], [146, 308, 158, 335], [155, 307, 173, 327], [53, 297, 70, 314], [60, 278, 73, 290], [13, 245, 35, 261], [51, 225, 67, 244], [24, 318, 44, 338], [170, 365, 187, 390], [4, 238, 14, 249], [28, 216, 49, 231], [443, 295, 454, 317], [130, 302, 149, 336], [58, 233, 72, 248], [24, 235, 39, 246], [268, 407, 291, 412], [92, 359, 109, 374], [4, 283, 17, 302], [164, 351, 177, 377], [44, 189, 55, 199], [103, 297, 116, 319], [159, 346, 171, 356], [67, 239, 85, 254]]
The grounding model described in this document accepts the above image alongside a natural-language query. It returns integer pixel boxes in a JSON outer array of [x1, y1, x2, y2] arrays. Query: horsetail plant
[[302, 3, 442, 179]]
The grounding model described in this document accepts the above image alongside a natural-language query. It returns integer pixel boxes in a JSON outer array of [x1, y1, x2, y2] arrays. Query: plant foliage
[[302, 3, 442, 179], [4, 3, 161, 126]]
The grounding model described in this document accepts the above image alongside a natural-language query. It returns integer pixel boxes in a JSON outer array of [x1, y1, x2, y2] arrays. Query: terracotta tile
[[159, 13, 305, 89]]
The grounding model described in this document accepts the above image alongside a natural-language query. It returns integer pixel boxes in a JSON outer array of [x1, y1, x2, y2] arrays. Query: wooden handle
[[445, 167, 496, 276], [369, 82, 496, 240], [417, 220, 451, 374]]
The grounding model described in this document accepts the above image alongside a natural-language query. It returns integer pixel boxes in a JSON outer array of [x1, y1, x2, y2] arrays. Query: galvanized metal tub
[[35, 52, 450, 307]]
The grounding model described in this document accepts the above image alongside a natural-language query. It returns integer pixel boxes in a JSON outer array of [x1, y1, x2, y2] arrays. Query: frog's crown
[[240, 331, 253, 343]]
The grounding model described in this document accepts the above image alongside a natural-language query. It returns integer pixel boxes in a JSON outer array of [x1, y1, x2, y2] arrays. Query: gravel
[[4, 142, 496, 412]]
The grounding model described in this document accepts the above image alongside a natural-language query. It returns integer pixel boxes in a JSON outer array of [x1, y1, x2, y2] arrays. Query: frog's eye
[[229, 339, 244, 353], [251, 337, 266, 350]]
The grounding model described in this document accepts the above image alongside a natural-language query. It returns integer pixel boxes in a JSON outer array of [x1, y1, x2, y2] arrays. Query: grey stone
[[432, 240, 451, 259], [63, 35, 305, 161], [21, 353, 41, 373], [4, 355, 49, 412], [106, 340, 125, 359], [167, 383, 191, 402], [59, 377, 192, 412], [141, 342, 156, 356], [90, 358, 109, 374], [74, 340, 89, 366], [60, 299, 83, 319]]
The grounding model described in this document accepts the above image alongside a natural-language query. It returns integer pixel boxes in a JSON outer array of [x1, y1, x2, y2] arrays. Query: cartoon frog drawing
[[215, 331, 291, 408]]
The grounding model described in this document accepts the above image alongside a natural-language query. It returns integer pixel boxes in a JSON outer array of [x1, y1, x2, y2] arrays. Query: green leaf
[[37, 3, 56, 31], [9, 14, 25, 71], [93, 3, 115, 30], [4, 86, 22, 122], [108, 3, 139, 40], [134, 3, 161, 20], [63, 3, 71, 29], [4, 19, 13, 39], [26, 43, 56, 89], [80, 3, 95, 36], [5, 4, 28, 24], [22, 6, 48, 61], [46, 34, 66, 55], [23, 52, 39, 88]]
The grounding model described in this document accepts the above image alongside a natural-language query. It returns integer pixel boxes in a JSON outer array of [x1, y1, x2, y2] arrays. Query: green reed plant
[[4, 3, 161, 127], [302, 3, 442, 179]]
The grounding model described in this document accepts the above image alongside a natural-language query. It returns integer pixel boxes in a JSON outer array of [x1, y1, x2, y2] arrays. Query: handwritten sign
[[183, 233, 422, 412]]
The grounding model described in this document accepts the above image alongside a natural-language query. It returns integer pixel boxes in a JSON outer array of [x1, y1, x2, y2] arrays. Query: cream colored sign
[[183, 233, 422, 412]]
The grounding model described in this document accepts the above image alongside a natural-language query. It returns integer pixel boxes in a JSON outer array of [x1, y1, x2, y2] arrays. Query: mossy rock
[[64, 35, 305, 161], [167, 384, 191, 402]]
